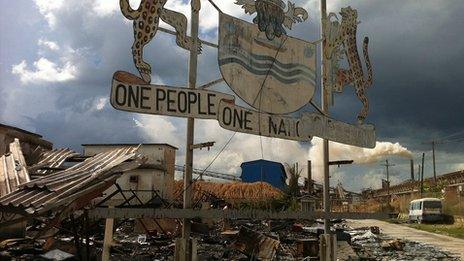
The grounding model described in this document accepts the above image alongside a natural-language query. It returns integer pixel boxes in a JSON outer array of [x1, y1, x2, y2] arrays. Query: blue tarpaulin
[[240, 159, 287, 190]]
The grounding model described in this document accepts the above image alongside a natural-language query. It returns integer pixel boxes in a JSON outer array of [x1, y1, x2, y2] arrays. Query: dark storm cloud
[[315, 0, 464, 153]]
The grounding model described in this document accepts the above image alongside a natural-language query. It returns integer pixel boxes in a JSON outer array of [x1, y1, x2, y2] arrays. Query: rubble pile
[[1, 217, 462, 260], [347, 225, 460, 260]]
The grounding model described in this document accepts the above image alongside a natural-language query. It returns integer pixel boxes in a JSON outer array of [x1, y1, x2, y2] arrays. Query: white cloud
[[34, 0, 64, 28], [135, 115, 309, 177], [38, 38, 60, 51], [92, 0, 119, 17], [12, 58, 77, 84], [95, 97, 108, 110], [135, 114, 183, 147]]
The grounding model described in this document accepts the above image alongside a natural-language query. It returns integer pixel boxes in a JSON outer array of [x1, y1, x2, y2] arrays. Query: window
[[129, 175, 139, 183], [423, 201, 442, 209]]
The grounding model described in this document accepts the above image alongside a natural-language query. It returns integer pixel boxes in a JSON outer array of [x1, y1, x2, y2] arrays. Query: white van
[[409, 198, 443, 223]]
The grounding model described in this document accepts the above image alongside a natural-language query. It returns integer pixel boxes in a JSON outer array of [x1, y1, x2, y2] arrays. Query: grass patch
[[405, 223, 464, 239]]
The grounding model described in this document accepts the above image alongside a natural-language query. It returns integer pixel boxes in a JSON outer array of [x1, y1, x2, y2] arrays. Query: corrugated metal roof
[[28, 148, 79, 175], [0, 146, 145, 216], [0, 139, 30, 197]]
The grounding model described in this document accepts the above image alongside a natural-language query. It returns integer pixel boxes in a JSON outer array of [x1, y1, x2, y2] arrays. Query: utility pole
[[432, 141, 436, 182], [320, 0, 330, 235], [319, 1, 337, 260], [180, 0, 200, 260], [381, 159, 395, 198], [410, 159, 414, 181], [422, 140, 442, 183], [420, 152, 425, 197]]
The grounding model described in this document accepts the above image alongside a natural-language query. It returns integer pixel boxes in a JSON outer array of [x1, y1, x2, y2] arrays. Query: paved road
[[347, 219, 464, 260]]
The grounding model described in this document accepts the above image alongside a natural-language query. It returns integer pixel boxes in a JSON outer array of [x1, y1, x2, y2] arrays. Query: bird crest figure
[[235, 0, 308, 40]]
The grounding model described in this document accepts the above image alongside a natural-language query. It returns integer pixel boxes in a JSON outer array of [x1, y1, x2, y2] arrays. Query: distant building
[[0, 123, 52, 162], [83, 143, 177, 204], [240, 159, 287, 190]]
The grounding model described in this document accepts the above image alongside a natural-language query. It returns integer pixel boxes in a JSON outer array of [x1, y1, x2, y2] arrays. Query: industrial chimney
[[410, 159, 414, 180], [307, 160, 313, 193]]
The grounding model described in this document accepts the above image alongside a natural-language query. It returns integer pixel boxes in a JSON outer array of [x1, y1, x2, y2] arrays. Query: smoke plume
[[308, 137, 412, 181]]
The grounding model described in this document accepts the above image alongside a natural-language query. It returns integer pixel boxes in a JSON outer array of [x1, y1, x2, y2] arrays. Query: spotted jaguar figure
[[327, 6, 373, 124], [120, 0, 201, 83]]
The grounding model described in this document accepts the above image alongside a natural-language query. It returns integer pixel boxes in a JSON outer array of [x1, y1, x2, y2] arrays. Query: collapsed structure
[[0, 123, 462, 260]]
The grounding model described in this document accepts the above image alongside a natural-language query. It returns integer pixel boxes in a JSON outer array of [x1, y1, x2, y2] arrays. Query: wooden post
[[102, 206, 114, 261]]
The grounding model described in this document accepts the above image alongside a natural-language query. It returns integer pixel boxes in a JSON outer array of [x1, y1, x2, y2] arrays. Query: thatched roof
[[174, 181, 283, 203]]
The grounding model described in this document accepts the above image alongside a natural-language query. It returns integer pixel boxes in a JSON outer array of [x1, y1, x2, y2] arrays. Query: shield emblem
[[218, 13, 316, 114]]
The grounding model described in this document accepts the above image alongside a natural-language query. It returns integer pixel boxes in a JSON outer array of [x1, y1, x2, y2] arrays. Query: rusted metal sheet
[[0, 139, 30, 197], [0, 146, 145, 219], [218, 13, 316, 114]]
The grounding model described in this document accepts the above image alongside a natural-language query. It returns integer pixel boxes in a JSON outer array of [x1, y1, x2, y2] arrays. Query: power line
[[437, 129, 464, 142], [174, 132, 237, 200]]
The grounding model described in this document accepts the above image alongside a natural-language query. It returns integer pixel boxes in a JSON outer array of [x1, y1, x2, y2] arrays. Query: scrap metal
[[27, 148, 79, 175], [0, 146, 146, 224], [89, 208, 389, 220], [0, 139, 30, 197]]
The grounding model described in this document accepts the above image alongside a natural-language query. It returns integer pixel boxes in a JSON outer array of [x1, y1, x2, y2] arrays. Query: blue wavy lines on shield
[[219, 51, 316, 85], [219, 57, 315, 85]]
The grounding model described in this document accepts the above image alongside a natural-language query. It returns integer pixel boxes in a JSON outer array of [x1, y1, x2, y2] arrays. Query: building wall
[[83, 144, 176, 205], [0, 124, 53, 162], [240, 160, 287, 190]]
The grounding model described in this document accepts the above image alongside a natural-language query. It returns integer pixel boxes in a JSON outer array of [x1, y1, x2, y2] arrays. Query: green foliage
[[284, 162, 301, 198], [422, 181, 447, 198], [407, 223, 464, 239]]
